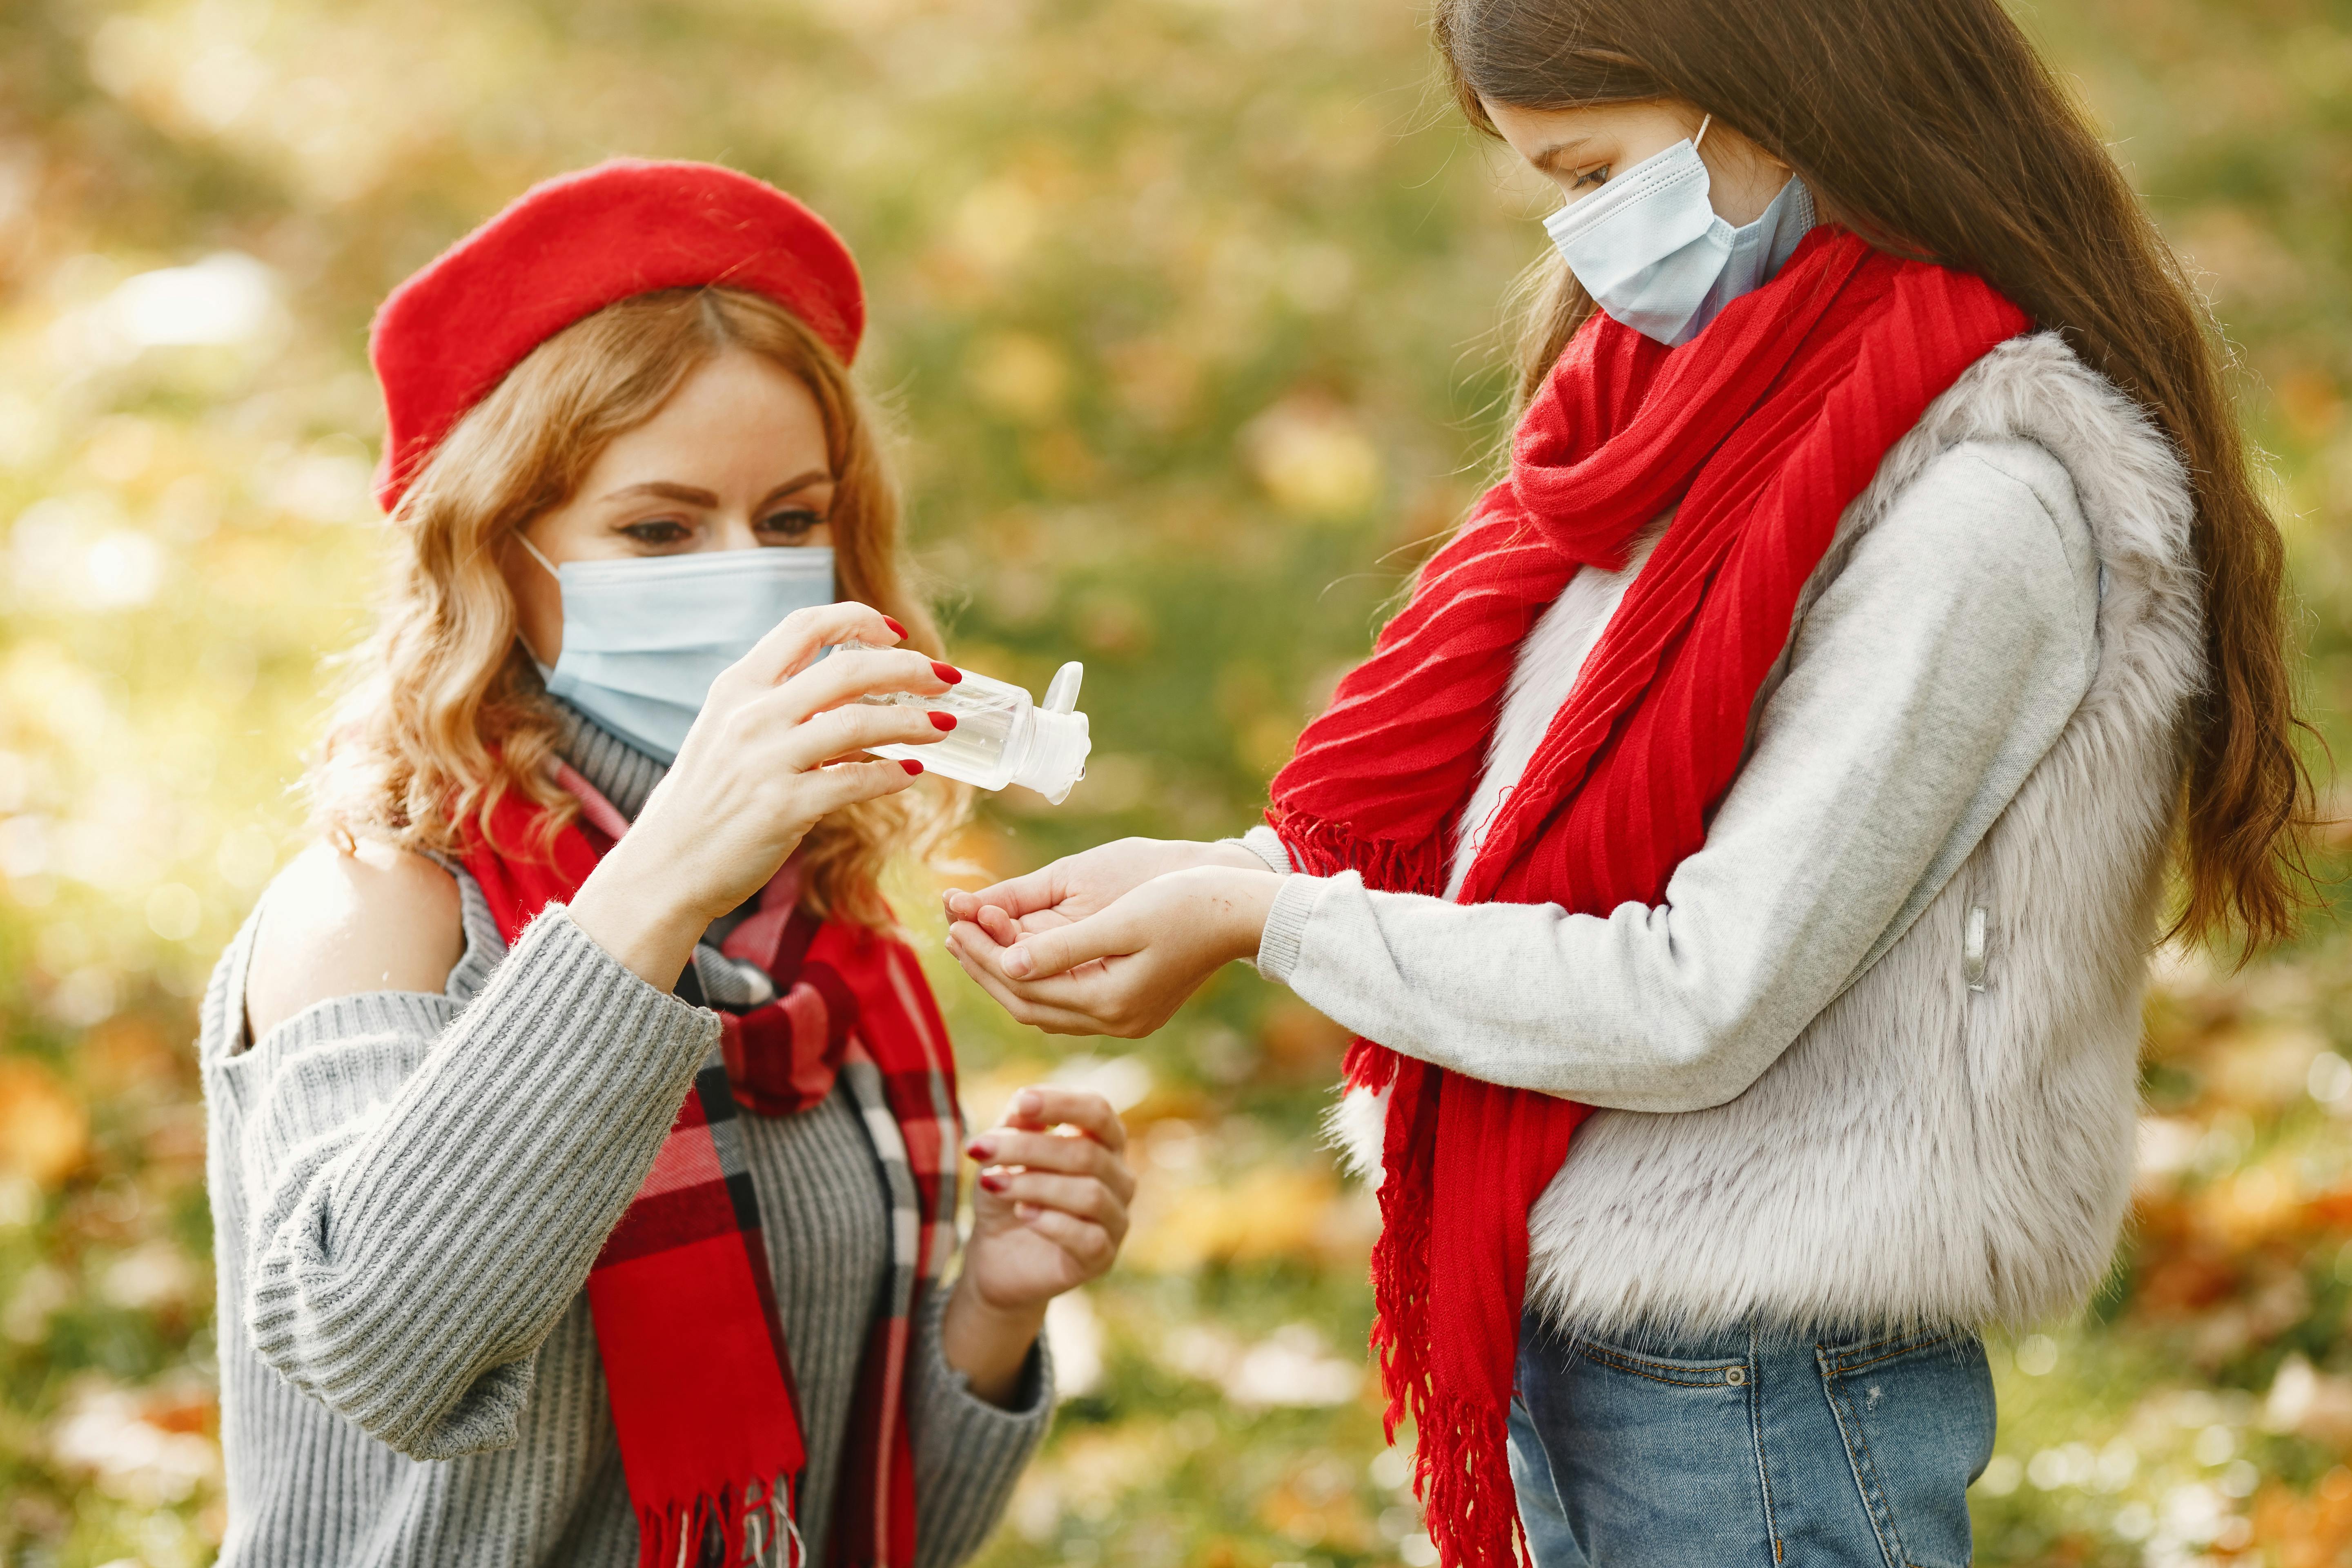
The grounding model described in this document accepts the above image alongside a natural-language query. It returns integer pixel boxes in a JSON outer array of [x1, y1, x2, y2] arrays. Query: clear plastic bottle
[[847, 642, 1092, 804]]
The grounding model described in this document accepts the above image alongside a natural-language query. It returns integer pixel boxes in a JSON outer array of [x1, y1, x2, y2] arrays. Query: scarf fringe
[[1264, 807, 1447, 895], [1372, 1104, 1522, 1568], [1409, 1392, 1527, 1568], [637, 1477, 800, 1568]]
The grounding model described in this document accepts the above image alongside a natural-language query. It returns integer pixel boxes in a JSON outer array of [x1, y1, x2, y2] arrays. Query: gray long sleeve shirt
[[201, 783, 1048, 1564], [1242, 437, 2100, 1114]]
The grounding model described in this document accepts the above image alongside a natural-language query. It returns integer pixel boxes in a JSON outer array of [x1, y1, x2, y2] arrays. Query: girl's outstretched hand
[[943, 1087, 1135, 1405], [945, 865, 1282, 1038], [942, 837, 1268, 949]]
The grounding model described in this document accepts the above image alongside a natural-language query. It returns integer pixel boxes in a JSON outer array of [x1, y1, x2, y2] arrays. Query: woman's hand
[[943, 1087, 1135, 1406], [942, 837, 1267, 949], [945, 865, 1282, 1038], [568, 601, 954, 988]]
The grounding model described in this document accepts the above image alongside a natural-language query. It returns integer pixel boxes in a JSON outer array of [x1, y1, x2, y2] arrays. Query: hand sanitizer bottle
[[850, 644, 1092, 804]]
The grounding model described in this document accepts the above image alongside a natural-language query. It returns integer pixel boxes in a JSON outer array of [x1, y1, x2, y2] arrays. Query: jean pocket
[[1519, 1327, 1767, 1568], [1566, 1334, 1753, 1389], [1815, 1328, 1996, 1568]]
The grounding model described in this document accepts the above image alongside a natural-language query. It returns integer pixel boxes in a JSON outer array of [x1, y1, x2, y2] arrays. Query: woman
[[942, 2, 2311, 1564], [201, 160, 1134, 1568]]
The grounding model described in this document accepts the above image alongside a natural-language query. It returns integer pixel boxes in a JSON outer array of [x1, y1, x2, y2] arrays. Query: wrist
[[568, 836, 707, 991], [1171, 864, 1282, 966], [941, 1276, 1046, 1408]]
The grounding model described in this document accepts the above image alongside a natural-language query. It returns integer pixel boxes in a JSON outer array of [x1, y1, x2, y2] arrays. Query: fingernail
[[967, 1140, 994, 1161], [980, 1170, 1009, 1194], [883, 615, 906, 639], [1013, 1089, 1043, 1117], [1015, 1203, 1041, 1221], [931, 661, 963, 685], [928, 710, 958, 732], [1003, 947, 1032, 978], [900, 759, 924, 775]]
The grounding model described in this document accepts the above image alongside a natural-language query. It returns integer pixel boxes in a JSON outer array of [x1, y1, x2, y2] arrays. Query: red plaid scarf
[[1266, 229, 2027, 1567], [462, 766, 960, 1568]]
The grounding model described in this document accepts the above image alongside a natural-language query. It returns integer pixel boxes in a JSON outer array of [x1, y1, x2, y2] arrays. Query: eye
[[1569, 164, 1613, 192], [620, 517, 693, 548], [758, 507, 827, 541]]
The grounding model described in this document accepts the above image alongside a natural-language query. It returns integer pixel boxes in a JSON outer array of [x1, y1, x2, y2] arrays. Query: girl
[[941, 2, 2311, 1565], [201, 160, 1134, 1568]]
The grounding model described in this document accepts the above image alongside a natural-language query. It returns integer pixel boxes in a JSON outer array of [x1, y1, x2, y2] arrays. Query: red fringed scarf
[[461, 766, 961, 1568], [1266, 229, 2027, 1566]]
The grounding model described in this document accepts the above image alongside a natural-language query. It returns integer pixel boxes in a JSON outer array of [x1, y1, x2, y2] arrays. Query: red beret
[[368, 158, 864, 511]]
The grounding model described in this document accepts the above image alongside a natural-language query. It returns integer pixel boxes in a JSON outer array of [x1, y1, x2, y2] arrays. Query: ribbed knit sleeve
[[909, 1287, 1054, 1568], [238, 906, 718, 1460], [1222, 826, 1293, 876]]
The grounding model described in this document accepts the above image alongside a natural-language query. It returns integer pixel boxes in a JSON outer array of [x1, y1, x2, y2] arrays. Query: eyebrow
[[598, 470, 834, 510], [757, 470, 834, 509], [601, 480, 720, 508], [1530, 135, 1598, 173]]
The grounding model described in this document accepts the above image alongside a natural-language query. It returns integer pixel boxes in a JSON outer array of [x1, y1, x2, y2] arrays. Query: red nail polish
[[883, 615, 906, 639], [980, 1170, 1008, 1193], [928, 710, 958, 732], [967, 1140, 993, 1161], [931, 661, 963, 685], [900, 759, 924, 775]]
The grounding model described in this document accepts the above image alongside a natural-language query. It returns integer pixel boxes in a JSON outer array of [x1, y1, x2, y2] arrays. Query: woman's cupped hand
[[568, 601, 953, 987]]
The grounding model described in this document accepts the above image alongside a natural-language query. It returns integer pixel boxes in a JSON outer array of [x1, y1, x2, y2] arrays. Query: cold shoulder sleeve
[[1258, 438, 2100, 1113], [227, 905, 718, 1459]]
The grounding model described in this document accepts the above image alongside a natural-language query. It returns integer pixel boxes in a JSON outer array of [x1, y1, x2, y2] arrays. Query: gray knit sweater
[[199, 715, 1051, 1567]]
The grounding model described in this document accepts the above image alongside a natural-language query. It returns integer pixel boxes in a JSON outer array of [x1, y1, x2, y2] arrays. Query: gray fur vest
[[1339, 332, 2202, 1339]]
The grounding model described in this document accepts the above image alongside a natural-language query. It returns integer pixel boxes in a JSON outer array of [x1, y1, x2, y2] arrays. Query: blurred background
[[1, 0, 2349, 1564]]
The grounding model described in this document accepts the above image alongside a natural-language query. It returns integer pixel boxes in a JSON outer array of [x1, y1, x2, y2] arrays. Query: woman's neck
[[550, 697, 667, 822]]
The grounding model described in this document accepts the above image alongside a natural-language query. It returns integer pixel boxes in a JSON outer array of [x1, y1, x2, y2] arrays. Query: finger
[[999, 1087, 1129, 1154], [729, 600, 904, 688], [943, 929, 1121, 1035], [947, 864, 1067, 923], [1015, 1207, 1118, 1274], [768, 646, 953, 727], [769, 701, 956, 771], [793, 757, 926, 817], [948, 920, 1104, 1001], [984, 1172, 1128, 1240], [967, 1129, 1136, 1200], [1000, 909, 1145, 982], [978, 904, 1022, 946]]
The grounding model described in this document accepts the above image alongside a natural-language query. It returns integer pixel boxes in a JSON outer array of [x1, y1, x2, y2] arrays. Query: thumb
[[1001, 908, 1138, 980]]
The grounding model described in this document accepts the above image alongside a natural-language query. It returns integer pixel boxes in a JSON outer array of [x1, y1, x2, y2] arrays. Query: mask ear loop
[[513, 531, 562, 667], [517, 532, 562, 581], [1692, 113, 1713, 150]]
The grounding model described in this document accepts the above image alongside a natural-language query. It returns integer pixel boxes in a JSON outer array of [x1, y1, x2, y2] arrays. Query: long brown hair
[[312, 286, 958, 926], [1437, 0, 2315, 950]]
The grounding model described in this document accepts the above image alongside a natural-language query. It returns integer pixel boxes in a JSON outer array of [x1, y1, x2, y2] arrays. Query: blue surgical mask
[[521, 539, 837, 762], [1541, 116, 1817, 347]]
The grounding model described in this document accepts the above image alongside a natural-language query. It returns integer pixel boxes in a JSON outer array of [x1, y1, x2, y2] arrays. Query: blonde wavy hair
[[312, 286, 960, 927]]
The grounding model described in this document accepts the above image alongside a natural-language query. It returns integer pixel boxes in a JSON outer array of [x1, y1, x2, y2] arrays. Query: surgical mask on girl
[[1542, 115, 1817, 348], [519, 537, 837, 762]]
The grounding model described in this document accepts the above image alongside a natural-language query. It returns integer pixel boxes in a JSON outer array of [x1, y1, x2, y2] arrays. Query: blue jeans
[[1509, 1317, 1996, 1568]]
